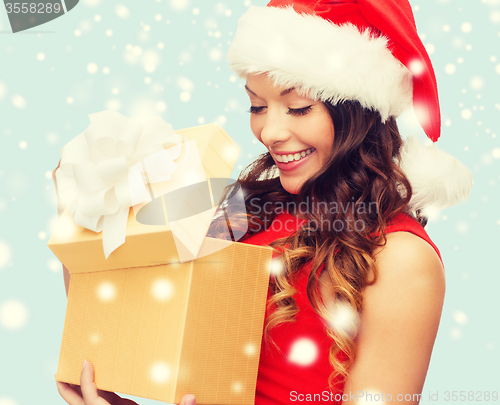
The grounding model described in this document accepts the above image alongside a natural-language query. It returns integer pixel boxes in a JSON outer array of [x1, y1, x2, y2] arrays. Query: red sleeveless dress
[[240, 211, 442, 404]]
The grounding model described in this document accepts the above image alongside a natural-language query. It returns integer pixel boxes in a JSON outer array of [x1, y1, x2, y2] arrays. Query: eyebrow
[[245, 84, 295, 97]]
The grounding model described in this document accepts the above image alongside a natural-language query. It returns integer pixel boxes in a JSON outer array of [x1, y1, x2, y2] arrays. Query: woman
[[57, 0, 473, 404]]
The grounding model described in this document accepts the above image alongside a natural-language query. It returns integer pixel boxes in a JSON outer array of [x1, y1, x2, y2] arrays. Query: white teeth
[[274, 148, 315, 163]]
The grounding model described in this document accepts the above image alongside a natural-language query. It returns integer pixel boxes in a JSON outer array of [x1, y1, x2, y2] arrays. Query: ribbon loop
[[55, 110, 193, 259]]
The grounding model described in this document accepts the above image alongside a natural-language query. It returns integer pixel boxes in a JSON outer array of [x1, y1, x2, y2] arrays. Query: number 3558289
[[5, 3, 62, 13]]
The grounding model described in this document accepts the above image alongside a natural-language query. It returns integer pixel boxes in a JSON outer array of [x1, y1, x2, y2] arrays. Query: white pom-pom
[[399, 136, 473, 217]]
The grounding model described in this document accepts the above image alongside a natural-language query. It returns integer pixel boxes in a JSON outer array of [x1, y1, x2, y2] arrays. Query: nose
[[259, 108, 292, 147]]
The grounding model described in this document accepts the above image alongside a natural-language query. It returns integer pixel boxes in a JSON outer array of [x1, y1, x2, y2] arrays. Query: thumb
[[179, 394, 196, 405], [81, 360, 102, 403]]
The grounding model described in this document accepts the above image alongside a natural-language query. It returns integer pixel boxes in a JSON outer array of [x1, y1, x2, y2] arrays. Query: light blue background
[[0, 0, 498, 404]]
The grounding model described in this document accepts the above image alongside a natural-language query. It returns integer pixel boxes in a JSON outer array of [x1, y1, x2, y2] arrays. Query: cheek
[[250, 118, 262, 143], [316, 128, 334, 163]]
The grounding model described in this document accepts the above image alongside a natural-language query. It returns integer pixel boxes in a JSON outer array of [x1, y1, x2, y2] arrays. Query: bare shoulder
[[370, 230, 445, 293], [364, 231, 446, 324]]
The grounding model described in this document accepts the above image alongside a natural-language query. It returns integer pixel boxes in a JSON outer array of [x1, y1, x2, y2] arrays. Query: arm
[[341, 231, 445, 404], [52, 158, 70, 297]]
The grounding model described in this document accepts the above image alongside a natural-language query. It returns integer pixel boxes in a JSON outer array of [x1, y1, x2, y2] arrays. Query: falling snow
[[461, 22, 473, 33], [325, 300, 359, 338], [452, 310, 469, 325], [425, 43, 436, 54], [156, 101, 167, 112], [170, 0, 189, 11], [461, 108, 472, 119], [152, 279, 174, 301], [445, 63, 456, 74], [0, 241, 11, 269], [470, 76, 485, 90], [115, 4, 130, 19], [244, 343, 257, 356], [97, 282, 117, 301], [0, 398, 18, 405], [409, 59, 425, 75], [180, 92, 191, 102], [0, 300, 28, 330], [288, 338, 318, 366], [87, 62, 98, 74], [209, 48, 223, 61], [0, 82, 6, 99], [269, 257, 284, 275], [11, 94, 26, 109], [150, 361, 171, 384], [232, 381, 244, 393], [142, 50, 160, 73], [47, 258, 61, 273]]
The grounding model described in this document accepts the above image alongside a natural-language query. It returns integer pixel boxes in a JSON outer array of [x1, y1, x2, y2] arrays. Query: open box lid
[[175, 122, 240, 179], [47, 204, 177, 274], [48, 121, 244, 273]]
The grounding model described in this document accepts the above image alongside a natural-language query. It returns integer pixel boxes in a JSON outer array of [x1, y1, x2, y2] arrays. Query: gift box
[[49, 116, 273, 405]]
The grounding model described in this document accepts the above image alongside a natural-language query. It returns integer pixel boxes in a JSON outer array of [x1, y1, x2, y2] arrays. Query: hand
[[55, 360, 138, 404], [55, 359, 197, 405]]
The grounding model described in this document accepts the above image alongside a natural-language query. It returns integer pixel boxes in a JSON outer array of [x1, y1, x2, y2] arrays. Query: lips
[[272, 148, 316, 163]]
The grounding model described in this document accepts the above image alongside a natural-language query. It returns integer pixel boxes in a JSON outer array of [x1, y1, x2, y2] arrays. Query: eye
[[287, 106, 312, 116], [247, 106, 266, 114]]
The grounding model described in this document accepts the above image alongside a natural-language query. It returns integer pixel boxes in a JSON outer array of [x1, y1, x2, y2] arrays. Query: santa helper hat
[[227, 0, 473, 218]]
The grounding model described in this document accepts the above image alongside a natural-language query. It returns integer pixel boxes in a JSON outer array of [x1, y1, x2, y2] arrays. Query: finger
[[80, 360, 110, 405], [52, 158, 61, 183], [179, 394, 196, 405], [56, 380, 84, 405], [79, 361, 138, 405]]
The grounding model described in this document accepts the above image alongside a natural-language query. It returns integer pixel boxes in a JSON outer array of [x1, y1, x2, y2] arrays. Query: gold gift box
[[48, 123, 273, 404]]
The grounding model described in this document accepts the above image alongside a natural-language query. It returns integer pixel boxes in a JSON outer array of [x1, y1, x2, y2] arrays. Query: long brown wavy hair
[[207, 99, 424, 390]]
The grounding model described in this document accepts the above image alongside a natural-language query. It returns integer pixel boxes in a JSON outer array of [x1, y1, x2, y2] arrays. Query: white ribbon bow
[[55, 110, 196, 258]]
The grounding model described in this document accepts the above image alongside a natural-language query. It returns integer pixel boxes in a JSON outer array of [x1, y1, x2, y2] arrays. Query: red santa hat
[[227, 0, 473, 217]]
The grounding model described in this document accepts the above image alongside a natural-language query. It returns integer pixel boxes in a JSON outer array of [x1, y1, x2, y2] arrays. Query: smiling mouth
[[272, 148, 316, 163]]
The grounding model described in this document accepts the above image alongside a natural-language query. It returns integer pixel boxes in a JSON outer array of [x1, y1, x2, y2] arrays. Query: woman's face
[[245, 73, 335, 194]]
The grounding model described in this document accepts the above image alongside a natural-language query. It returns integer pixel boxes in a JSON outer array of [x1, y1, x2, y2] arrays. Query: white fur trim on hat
[[399, 136, 474, 217], [227, 5, 414, 121]]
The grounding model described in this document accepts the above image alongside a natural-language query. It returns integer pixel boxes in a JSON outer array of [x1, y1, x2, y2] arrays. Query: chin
[[280, 178, 301, 195]]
